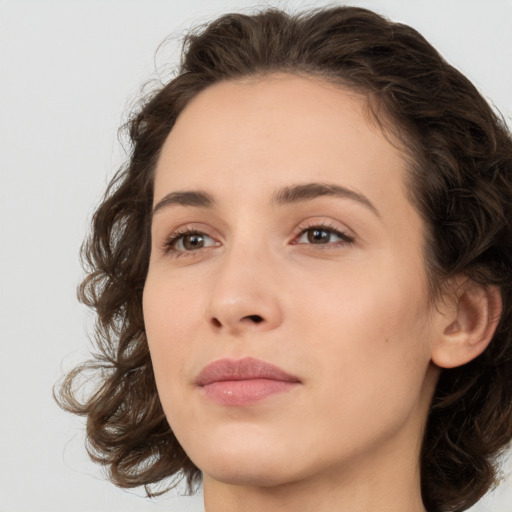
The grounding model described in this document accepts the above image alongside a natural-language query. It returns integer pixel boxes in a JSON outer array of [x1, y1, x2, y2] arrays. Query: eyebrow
[[152, 190, 215, 216], [152, 182, 379, 217], [271, 182, 380, 216]]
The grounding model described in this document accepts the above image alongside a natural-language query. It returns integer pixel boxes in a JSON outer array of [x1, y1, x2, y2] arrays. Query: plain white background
[[1, 0, 511, 511]]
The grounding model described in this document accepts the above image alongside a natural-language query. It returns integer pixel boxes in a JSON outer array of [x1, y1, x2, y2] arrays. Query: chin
[[185, 428, 305, 488], [202, 457, 300, 488]]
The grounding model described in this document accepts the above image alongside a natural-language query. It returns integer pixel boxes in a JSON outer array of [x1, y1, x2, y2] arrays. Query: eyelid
[[159, 223, 222, 256], [156, 217, 355, 258], [291, 218, 355, 245], [174, 232, 217, 251]]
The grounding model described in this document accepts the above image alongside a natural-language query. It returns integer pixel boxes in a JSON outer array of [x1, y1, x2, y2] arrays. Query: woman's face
[[143, 74, 441, 491]]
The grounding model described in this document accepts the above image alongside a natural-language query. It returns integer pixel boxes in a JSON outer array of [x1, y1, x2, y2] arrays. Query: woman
[[57, 6, 512, 512]]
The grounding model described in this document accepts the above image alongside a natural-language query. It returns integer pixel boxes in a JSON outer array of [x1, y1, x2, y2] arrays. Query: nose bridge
[[206, 231, 283, 333]]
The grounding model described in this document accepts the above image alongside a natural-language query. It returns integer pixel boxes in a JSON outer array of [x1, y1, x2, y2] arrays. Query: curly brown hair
[[56, 6, 512, 511]]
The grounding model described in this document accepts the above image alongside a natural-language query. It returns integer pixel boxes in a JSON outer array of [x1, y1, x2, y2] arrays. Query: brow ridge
[[272, 182, 380, 216], [152, 190, 214, 216], [152, 182, 379, 217]]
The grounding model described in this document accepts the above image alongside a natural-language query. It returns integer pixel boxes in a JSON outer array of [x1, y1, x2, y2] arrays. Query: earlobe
[[431, 280, 502, 369]]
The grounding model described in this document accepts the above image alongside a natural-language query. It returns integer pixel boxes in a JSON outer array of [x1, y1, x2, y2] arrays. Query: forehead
[[154, 74, 411, 213]]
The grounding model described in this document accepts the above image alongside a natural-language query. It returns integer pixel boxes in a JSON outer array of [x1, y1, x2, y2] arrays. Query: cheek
[[144, 278, 203, 340], [295, 260, 433, 395], [142, 273, 205, 401], [287, 272, 434, 460]]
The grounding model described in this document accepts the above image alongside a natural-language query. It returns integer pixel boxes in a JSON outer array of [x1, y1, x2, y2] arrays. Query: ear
[[431, 279, 502, 369]]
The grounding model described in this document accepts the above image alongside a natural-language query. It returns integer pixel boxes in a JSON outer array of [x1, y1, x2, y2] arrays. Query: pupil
[[308, 229, 329, 244], [184, 234, 204, 250]]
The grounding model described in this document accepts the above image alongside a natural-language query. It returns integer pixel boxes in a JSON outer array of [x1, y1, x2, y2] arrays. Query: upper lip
[[195, 357, 301, 386]]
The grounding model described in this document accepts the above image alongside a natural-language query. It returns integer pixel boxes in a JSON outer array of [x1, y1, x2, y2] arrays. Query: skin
[[143, 74, 492, 512]]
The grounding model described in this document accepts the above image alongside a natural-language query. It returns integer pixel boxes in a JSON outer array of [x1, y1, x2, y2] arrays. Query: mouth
[[195, 356, 301, 406]]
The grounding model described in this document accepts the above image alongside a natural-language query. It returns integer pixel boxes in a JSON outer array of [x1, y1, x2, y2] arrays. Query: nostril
[[244, 315, 264, 323], [210, 315, 265, 328]]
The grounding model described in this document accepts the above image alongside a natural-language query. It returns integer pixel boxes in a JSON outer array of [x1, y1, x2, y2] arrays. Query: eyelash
[[292, 221, 354, 248], [162, 227, 217, 258], [162, 222, 354, 258]]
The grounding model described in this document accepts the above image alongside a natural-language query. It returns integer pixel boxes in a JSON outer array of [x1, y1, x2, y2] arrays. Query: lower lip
[[201, 379, 299, 406]]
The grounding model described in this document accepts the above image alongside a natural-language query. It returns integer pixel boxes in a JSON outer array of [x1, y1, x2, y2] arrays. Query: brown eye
[[181, 233, 205, 250], [307, 229, 331, 244], [295, 226, 354, 246], [169, 231, 218, 252]]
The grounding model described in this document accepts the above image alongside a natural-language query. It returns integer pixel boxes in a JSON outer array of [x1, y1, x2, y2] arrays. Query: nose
[[205, 244, 284, 335]]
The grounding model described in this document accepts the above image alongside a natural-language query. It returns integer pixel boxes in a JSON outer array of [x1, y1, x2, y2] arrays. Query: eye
[[294, 225, 353, 246], [165, 230, 219, 254]]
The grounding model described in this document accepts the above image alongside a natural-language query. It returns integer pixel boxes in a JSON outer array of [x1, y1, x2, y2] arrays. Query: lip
[[195, 357, 301, 406]]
